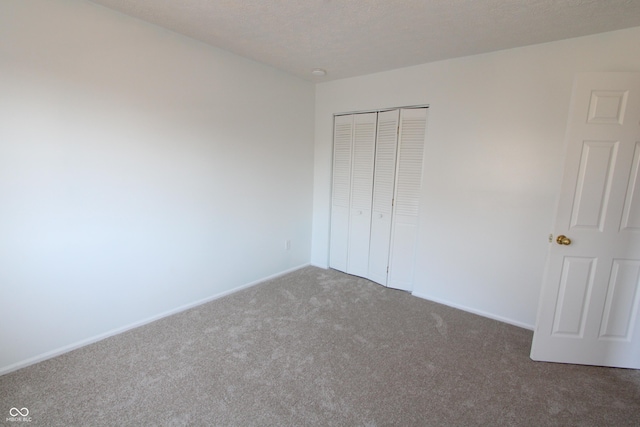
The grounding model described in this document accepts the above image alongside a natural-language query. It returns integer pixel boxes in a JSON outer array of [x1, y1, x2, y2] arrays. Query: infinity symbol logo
[[9, 407, 29, 417]]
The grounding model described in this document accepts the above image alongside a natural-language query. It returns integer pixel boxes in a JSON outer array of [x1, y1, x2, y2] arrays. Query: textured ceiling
[[88, 0, 640, 82]]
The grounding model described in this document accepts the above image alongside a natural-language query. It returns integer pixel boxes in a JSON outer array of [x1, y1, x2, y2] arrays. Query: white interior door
[[346, 112, 377, 277], [368, 110, 400, 286], [388, 108, 428, 291], [329, 114, 353, 272], [531, 72, 640, 369]]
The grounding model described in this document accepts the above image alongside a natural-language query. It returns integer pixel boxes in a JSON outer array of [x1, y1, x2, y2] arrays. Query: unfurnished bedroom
[[1, 1, 639, 425]]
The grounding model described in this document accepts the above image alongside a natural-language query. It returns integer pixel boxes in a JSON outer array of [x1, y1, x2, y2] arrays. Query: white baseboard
[[307, 266, 534, 329], [0, 263, 310, 376], [411, 291, 535, 331]]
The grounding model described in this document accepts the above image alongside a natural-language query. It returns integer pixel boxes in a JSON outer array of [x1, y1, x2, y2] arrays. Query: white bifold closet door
[[328, 114, 353, 272], [368, 110, 400, 285], [330, 107, 427, 291], [386, 108, 428, 290], [329, 112, 377, 277]]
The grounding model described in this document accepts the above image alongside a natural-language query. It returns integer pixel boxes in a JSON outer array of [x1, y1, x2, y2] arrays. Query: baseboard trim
[[411, 291, 535, 331], [0, 263, 310, 376]]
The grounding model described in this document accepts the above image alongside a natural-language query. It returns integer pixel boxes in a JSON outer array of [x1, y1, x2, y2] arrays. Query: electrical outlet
[[285, 240, 291, 250]]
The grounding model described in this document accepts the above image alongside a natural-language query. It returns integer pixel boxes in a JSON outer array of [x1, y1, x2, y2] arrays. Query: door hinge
[[387, 266, 389, 273], [392, 198, 394, 207]]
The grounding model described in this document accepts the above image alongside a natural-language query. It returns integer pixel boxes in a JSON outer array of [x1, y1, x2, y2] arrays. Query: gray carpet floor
[[1, 266, 639, 426]]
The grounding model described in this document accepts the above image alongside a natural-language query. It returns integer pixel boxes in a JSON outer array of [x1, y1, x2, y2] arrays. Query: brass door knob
[[556, 235, 572, 245]]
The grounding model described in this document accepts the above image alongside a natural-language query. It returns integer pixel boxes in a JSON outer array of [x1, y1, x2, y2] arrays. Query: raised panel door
[[531, 73, 640, 368]]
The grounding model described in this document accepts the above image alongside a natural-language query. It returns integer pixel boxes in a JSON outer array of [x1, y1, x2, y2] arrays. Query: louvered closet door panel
[[388, 108, 428, 291], [347, 112, 378, 277], [329, 114, 354, 272], [368, 110, 400, 286]]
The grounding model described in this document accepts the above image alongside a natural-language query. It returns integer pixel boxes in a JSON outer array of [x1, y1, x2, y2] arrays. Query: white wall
[[312, 27, 640, 329], [0, 0, 314, 373]]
